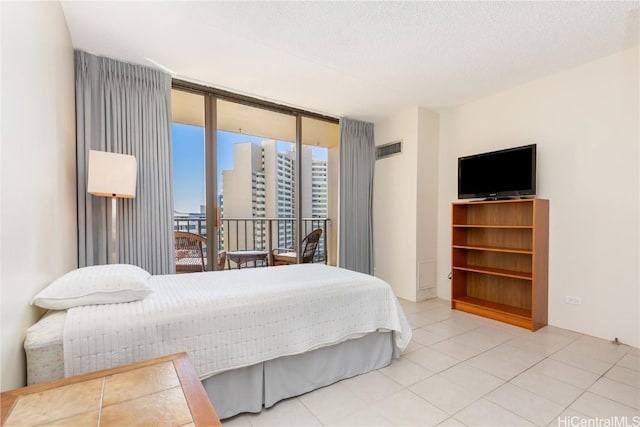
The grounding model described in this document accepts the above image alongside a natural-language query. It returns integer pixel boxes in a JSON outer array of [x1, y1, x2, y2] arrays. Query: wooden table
[[226, 250, 269, 269], [1, 353, 220, 426]]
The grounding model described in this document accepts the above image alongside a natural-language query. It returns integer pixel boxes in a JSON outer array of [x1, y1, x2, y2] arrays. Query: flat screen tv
[[458, 144, 536, 200]]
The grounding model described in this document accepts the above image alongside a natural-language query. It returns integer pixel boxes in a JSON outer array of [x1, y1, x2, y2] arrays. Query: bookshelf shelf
[[451, 199, 549, 331]]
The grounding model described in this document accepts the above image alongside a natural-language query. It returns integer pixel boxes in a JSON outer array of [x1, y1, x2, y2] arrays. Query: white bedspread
[[63, 264, 411, 379]]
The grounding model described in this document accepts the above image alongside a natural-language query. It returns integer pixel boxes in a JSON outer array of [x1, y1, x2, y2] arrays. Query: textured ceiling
[[60, 1, 638, 121]]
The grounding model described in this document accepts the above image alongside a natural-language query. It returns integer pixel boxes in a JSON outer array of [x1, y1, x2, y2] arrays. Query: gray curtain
[[76, 50, 174, 274], [339, 118, 375, 274]]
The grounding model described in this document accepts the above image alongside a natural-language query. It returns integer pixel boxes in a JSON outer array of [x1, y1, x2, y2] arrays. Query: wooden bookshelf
[[451, 198, 549, 331]]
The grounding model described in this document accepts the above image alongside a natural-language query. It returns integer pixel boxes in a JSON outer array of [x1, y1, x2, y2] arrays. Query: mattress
[[26, 264, 411, 385], [62, 264, 411, 379], [24, 310, 66, 385]]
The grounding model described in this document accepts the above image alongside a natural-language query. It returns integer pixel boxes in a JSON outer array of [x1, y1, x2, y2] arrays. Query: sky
[[172, 123, 328, 213]]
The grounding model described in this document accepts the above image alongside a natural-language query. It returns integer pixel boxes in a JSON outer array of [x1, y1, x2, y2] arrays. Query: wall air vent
[[376, 140, 402, 160]]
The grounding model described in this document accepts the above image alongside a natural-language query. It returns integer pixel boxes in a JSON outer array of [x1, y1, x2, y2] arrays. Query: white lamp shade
[[87, 150, 137, 198]]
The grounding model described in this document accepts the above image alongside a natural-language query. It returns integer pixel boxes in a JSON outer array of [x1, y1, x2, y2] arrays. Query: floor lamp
[[87, 150, 137, 264]]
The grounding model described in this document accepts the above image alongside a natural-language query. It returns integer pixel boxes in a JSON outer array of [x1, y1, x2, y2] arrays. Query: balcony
[[174, 216, 331, 270]]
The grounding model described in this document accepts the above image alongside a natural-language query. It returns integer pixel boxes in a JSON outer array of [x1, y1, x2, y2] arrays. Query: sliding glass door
[[171, 90, 214, 271], [301, 116, 339, 265], [171, 84, 338, 271]]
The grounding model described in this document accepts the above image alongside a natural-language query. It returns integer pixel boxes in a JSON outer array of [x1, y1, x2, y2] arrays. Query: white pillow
[[31, 264, 152, 310]]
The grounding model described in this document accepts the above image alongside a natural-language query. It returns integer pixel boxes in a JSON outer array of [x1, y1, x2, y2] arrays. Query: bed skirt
[[202, 331, 394, 419], [25, 311, 394, 420]]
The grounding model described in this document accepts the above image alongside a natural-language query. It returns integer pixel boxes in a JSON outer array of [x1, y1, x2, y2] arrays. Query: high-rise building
[[311, 160, 328, 219], [222, 140, 327, 257]]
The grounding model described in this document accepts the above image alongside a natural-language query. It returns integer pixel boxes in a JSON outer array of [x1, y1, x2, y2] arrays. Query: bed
[[25, 264, 411, 419]]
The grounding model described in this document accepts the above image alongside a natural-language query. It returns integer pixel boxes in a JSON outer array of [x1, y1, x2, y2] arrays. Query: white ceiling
[[60, 1, 638, 121]]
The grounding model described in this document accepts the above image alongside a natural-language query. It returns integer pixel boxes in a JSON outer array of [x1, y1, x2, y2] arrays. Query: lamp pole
[[110, 196, 117, 264]]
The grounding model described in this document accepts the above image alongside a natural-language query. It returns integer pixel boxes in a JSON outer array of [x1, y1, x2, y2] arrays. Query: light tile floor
[[222, 298, 640, 426]]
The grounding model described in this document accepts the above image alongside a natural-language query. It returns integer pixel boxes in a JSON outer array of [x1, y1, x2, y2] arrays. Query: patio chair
[[175, 231, 226, 273], [272, 229, 323, 266]]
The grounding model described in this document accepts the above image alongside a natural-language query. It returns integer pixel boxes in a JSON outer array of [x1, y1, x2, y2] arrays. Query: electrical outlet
[[565, 296, 581, 305]]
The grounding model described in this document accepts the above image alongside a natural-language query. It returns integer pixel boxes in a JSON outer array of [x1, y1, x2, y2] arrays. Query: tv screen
[[458, 144, 536, 200]]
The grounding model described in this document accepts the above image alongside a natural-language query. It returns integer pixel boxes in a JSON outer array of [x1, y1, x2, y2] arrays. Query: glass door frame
[[173, 79, 338, 270]]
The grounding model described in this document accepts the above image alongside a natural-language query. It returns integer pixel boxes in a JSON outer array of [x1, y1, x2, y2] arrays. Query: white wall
[[1, 1, 77, 390], [374, 108, 419, 301], [437, 47, 639, 346], [416, 108, 439, 300], [374, 107, 439, 302]]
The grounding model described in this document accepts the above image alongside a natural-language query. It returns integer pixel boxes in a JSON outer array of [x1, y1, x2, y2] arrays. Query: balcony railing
[[174, 217, 331, 269]]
